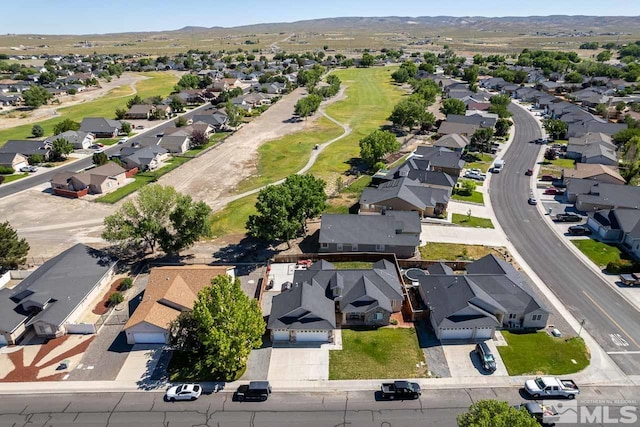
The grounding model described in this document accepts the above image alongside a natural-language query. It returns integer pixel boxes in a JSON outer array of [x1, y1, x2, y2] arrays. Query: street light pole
[[578, 319, 585, 338]]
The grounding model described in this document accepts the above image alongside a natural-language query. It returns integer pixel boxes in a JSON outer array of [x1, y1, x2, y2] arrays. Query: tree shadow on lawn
[[298, 229, 319, 253], [212, 236, 278, 263], [345, 157, 369, 177]]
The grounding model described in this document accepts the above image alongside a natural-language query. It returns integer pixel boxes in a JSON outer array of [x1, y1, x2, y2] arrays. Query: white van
[[493, 159, 505, 173]]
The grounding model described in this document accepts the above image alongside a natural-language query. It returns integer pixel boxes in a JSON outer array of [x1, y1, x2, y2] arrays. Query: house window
[[509, 313, 517, 319], [320, 242, 329, 249], [347, 313, 364, 321], [532, 314, 542, 321], [376, 244, 385, 252], [337, 244, 343, 251], [374, 312, 383, 321], [352, 244, 358, 251]]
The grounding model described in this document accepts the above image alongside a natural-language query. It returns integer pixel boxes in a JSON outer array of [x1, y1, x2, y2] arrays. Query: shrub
[[118, 278, 133, 291], [107, 292, 124, 306], [28, 154, 45, 165], [606, 259, 639, 274], [0, 166, 15, 175], [31, 124, 44, 138], [389, 318, 399, 325]]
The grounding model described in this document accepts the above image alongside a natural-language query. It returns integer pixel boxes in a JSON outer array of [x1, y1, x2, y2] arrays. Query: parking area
[[442, 341, 509, 377]]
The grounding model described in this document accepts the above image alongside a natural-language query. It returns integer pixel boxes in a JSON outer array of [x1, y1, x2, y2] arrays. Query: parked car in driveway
[[20, 165, 37, 173], [568, 225, 591, 236], [465, 171, 486, 181], [544, 187, 564, 195], [475, 342, 496, 373], [554, 213, 582, 223], [165, 383, 202, 401], [540, 175, 558, 182]]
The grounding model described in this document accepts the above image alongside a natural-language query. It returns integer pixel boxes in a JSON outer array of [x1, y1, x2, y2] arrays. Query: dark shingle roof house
[[412, 146, 465, 172], [79, 117, 122, 137], [0, 140, 51, 158], [0, 244, 117, 345], [417, 254, 549, 340]]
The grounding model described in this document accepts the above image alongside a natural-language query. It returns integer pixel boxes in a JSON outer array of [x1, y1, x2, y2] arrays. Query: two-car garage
[[438, 327, 494, 341], [271, 329, 331, 343], [130, 332, 167, 344]]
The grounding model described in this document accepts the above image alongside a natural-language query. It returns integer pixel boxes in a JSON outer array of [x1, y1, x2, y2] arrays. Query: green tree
[[457, 179, 477, 196], [190, 129, 208, 146], [0, 221, 30, 271], [470, 128, 494, 153], [38, 71, 57, 84], [31, 124, 44, 138], [114, 107, 127, 120], [247, 175, 326, 247], [92, 152, 108, 166], [23, 85, 53, 108], [102, 184, 179, 253], [294, 94, 322, 118], [596, 50, 612, 62], [158, 194, 212, 255], [52, 138, 74, 160], [175, 74, 200, 91], [391, 68, 410, 83], [126, 94, 144, 109], [170, 95, 185, 113], [360, 52, 374, 67], [52, 119, 80, 135], [359, 130, 400, 167], [120, 121, 132, 134], [595, 103, 608, 118], [168, 275, 265, 380], [564, 71, 584, 83], [457, 400, 538, 427], [224, 100, 242, 128], [543, 119, 568, 140], [107, 292, 124, 306], [463, 65, 479, 85], [389, 95, 433, 130], [495, 118, 513, 137], [174, 116, 188, 127], [440, 98, 467, 116], [28, 154, 44, 165]]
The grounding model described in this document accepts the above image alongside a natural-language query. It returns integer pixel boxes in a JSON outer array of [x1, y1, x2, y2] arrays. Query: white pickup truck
[[525, 376, 580, 399]]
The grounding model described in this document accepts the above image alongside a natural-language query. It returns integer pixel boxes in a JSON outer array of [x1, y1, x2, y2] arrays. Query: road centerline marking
[[582, 290, 640, 349]]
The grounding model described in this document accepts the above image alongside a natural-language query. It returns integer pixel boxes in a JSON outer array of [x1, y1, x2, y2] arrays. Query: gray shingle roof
[[434, 134, 469, 150], [577, 183, 640, 210], [267, 280, 336, 330], [79, 117, 122, 134], [0, 140, 50, 157], [0, 244, 117, 334], [319, 212, 420, 248], [413, 146, 465, 170], [360, 177, 450, 210]]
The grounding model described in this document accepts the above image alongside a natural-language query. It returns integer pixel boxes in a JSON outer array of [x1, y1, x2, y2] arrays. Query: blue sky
[[4, 0, 640, 35]]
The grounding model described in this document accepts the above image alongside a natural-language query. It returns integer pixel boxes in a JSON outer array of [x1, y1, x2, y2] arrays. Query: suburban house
[[46, 130, 95, 149], [192, 112, 228, 130], [0, 152, 29, 171], [567, 120, 627, 138], [118, 145, 168, 171], [562, 163, 625, 186], [360, 177, 450, 218], [123, 266, 235, 344], [158, 135, 190, 153], [565, 132, 618, 166], [50, 162, 127, 197], [0, 140, 52, 161], [79, 117, 123, 138], [124, 104, 156, 120], [587, 209, 640, 259], [0, 243, 117, 346], [268, 259, 404, 343], [433, 133, 469, 152], [411, 145, 465, 176], [319, 211, 421, 258], [574, 182, 640, 212], [417, 254, 549, 341]]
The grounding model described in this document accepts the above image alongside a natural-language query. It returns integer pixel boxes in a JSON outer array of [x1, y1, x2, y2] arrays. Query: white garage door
[[0, 334, 7, 346], [14, 162, 27, 171], [296, 331, 329, 342], [132, 332, 166, 344], [474, 328, 493, 340], [273, 330, 290, 341], [439, 328, 474, 340]]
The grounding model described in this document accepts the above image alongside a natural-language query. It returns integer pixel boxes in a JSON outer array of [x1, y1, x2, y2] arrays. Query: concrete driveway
[[442, 341, 509, 377], [267, 347, 328, 381]]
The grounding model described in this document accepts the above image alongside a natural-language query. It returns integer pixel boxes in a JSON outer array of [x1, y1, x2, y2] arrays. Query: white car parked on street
[[165, 383, 202, 401]]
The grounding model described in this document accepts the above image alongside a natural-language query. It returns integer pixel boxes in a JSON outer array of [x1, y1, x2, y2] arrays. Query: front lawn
[[547, 158, 575, 168], [167, 351, 245, 382], [452, 191, 484, 204], [329, 328, 427, 379], [451, 213, 494, 229], [464, 153, 494, 173], [497, 331, 590, 375], [572, 239, 627, 268], [332, 261, 375, 270], [419, 242, 504, 261], [0, 173, 29, 184]]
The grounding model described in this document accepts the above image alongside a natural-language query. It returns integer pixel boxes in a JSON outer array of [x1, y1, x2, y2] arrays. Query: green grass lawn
[[95, 156, 189, 204], [167, 351, 245, 382], [464, 153, 494, 173], [419, 242, 504, 261], [547, 158, 575, 168], [325, 174, 373, 213], [497, 331, 590, 375], [329, 328, 427, 379], [452, 191, 484, 204], [451, 213, 494, 228], [235, 117, 343, 194], [0, 172, 29, 184], [332, 261, 375, 270], [208, 194, 258, 238], [0, 72, 177, 145], [308, 66, 405, 182], [572, 239, 627, 268]]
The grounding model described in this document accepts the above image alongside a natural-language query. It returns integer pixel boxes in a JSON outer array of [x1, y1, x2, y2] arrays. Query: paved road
[[0, 104, 212, 199], [0, 386, 637, 426], [491, 104, 640, 375]]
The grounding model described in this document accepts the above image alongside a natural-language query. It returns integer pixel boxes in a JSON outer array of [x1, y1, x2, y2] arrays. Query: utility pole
[[578, 319, 585, 338]]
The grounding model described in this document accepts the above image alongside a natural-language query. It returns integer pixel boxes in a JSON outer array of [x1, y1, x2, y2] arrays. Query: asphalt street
[[0, 386, 637, 427], [491, 104, 640, 374], [0, 103, 213, 199]]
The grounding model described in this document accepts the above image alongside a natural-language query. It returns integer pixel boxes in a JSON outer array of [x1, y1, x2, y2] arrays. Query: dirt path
[[0, 73, 146, 130], [158, 86, 347, 209]]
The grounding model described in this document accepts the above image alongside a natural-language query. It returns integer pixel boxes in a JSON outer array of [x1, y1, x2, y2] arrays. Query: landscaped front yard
[[452, 190, 484, 204], [572, 239, 628, 268], [329, 328, 427, 379], [464, 153, 494, 173], [451, 213, 494, 229], [497, 331, 590, 375], [419, 242, 504, 261]]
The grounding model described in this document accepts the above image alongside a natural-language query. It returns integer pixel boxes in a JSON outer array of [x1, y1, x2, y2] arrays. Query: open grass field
[[497, 331, 590, 376], [308, 66, 405, 182], [419, 242, 504, 261], [0, 72, 178, 145], [208, 194, 258, 239], [234, 116, 343, 194], [329, 328, 427, 380]]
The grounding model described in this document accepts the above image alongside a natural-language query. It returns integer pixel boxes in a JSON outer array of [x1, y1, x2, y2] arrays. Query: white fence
[[65, 323, 96, 335]]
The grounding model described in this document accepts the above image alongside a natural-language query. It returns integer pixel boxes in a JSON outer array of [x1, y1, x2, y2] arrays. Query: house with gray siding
[[319, 211, 421, 258]]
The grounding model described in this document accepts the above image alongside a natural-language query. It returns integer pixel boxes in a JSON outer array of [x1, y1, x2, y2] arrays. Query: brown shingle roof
[[124, 266, 233, 331], [563, 163, 624, 182]]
